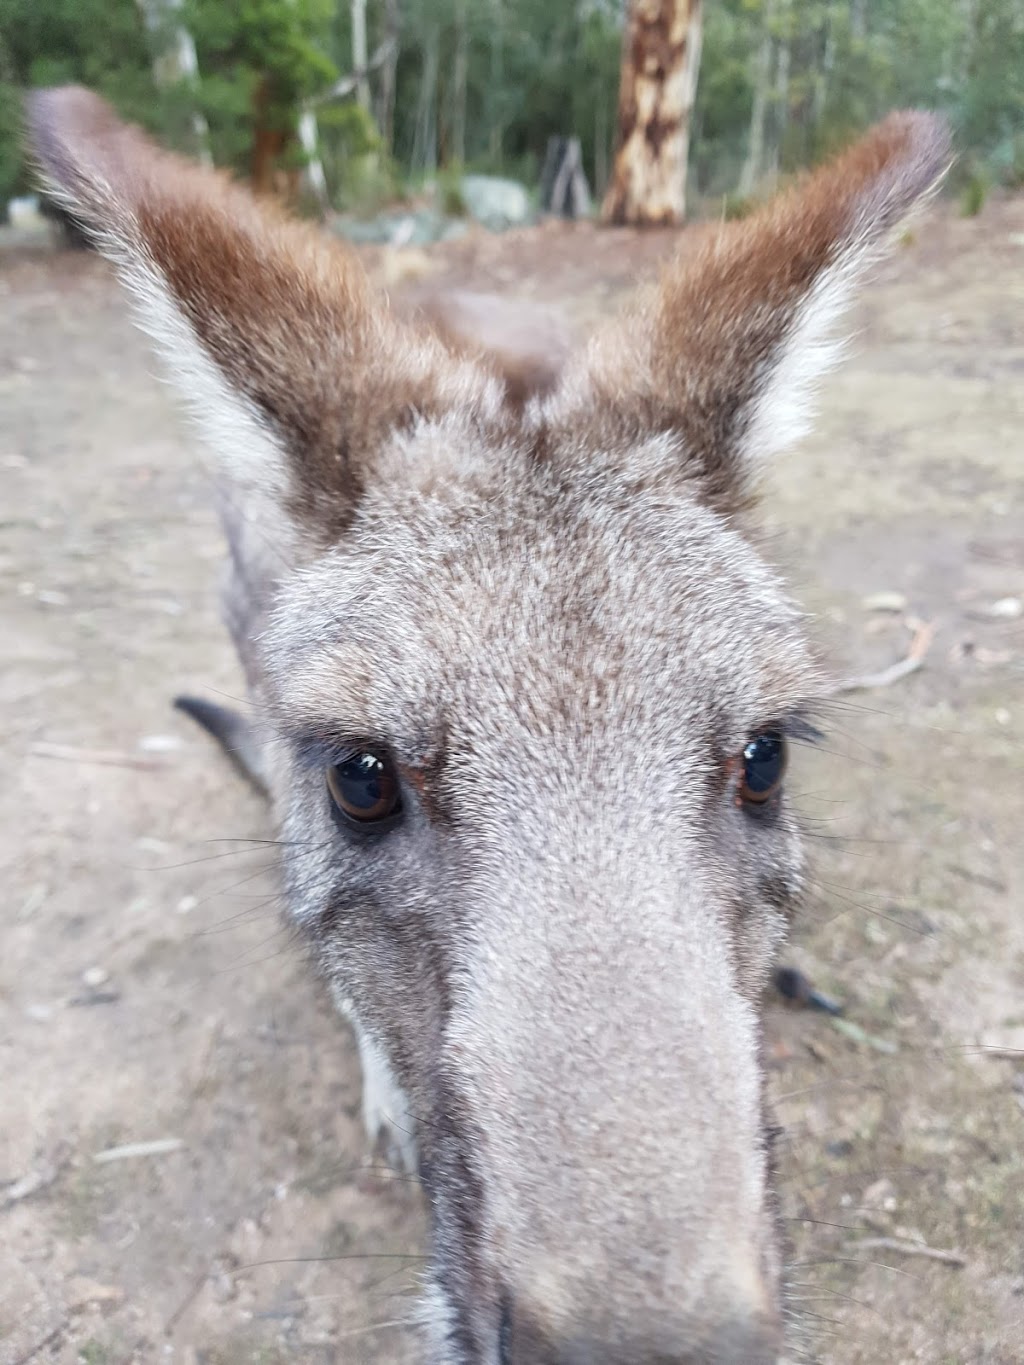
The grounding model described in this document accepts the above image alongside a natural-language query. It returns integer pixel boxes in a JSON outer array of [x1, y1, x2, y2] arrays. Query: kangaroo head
[[30, 89, 949, 1364]]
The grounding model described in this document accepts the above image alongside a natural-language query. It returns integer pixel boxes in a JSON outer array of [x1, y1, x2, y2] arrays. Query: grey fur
[[26, 89, 952, 1365]]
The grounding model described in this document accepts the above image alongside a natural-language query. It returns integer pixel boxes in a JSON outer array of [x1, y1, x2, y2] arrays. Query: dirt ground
[[1, 201, 1022, 1365]]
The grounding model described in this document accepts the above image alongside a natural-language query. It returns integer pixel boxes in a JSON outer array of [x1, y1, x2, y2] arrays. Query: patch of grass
[[720, 190, 758, 221], [77, 1342, 109, 1365], [57, 1165, 104, 1240], [437, 165, 467, 217], [959, 170, 988, 217]]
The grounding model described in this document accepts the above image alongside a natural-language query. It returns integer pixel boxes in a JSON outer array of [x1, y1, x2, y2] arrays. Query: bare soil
[[2, 202, 1023, 1365]]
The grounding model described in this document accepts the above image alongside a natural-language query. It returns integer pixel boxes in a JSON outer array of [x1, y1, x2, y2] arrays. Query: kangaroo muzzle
[[429, 843, 784, 1363]]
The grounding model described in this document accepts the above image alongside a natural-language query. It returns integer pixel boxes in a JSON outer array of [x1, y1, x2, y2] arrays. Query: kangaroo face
[[265, 461, 815, 1359], [29, 88, 949, 1364]]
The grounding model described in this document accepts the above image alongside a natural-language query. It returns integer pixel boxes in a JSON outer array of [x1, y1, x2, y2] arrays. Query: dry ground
[[1, 200, 1023, 1365]]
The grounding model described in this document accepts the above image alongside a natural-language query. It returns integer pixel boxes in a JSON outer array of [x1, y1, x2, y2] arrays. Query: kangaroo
[[28, 88, 949, 1364]]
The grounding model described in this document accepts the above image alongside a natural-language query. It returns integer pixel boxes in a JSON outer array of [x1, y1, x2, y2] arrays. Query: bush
[[719, 190, 758, 221], [959, 168, 989, 218]]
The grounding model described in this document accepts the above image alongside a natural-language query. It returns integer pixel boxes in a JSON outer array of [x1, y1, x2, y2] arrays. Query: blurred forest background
[[1, 0, 1023, 226]]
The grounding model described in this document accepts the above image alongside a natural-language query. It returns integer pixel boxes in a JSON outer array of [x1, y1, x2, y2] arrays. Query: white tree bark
[[767, 0, 791, 184], [297, 108, 328, 204], [739, 0, 773, 196], [135, 0, 211, 165], [351, 0, 370, 113]]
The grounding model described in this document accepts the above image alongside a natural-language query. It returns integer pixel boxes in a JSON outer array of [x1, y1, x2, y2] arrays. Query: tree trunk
[[766, 0, 791, 184], [811, 4, 836, 130], [600, 0, 703, 227], [378, 0, 401, 155], [135, 0, 211, 165], [594, 94, 610, 199], [412, 26, 440, 175], [489, 0, 504, 161], [450, 0, 468, 167], [738, 0, 773, 196], [297, 108, 328, 206], [351, 0, 370, 113], [287, 0, 326, 206], [251, 76, 288, 196]]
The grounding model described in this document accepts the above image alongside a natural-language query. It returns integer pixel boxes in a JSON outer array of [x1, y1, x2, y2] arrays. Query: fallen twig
[[828, 1015, 898, 1054], [838, 620, 935, 692], [12, 1320, 67, 1365], [28, 741, 166, 771], [844, 1236, 966, 1267], [1, 1162, 60, 1207], [163, 1267, 209, 1336], [93, 1138, 185, 1164]]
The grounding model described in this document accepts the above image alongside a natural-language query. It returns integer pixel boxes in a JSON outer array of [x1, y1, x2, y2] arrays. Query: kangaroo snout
[[499, 1299, 782, 1365], [424, 817, 785, 1364]]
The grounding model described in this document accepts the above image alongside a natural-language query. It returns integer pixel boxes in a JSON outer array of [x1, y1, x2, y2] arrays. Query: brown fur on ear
[[27, 86, 491, 536], [555, 111, 953, 511], [408, 289, 573, 407]]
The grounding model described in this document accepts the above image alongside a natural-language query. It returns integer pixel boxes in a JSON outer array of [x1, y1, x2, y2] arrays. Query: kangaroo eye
[[326, 751, 402, 825], [738, 731, 787, 806]]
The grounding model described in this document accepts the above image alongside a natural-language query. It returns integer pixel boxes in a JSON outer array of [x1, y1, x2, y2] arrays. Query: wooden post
[[540, 138, 593, 219], [600, 0, 703, 227]]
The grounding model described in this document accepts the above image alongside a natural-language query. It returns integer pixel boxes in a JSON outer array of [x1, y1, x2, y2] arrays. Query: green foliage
[[437, 164, 467, 217], [185, 0, 338, 175], [720, 190, 758, 222], [2, 0, 1023, 219], [318, 100, 396, 212], [0, 0, 154, 206], [76, 1344, 109, 1365], [959, 167, 988, 218], [0, 82, 26, 204]]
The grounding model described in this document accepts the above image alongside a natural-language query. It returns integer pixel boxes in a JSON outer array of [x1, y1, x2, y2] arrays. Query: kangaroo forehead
[[281, 478, 810, 651], [267, 504, 822, 754]]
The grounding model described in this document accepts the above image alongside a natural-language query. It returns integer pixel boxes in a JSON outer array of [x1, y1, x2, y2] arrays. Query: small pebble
[[862, 590, 907, 613], [986, 596, 1022, 619], [82, 966, 109, 988], [177, 894, 198, 914], [139, 733, 183, 753]]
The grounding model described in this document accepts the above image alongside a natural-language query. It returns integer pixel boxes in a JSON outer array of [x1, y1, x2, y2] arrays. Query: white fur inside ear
[[739, 252, 860, 464], [120, 247, 289, 501], [37, 169, 292, 522]]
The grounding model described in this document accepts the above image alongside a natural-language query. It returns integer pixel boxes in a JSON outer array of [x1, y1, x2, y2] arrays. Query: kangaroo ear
[[27, 86, 486, 537], [557, 112, 952, 511]]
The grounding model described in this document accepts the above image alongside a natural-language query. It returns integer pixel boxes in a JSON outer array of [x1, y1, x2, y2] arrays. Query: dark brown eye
[[326, 751, 401, 826], [738, 731, 787, 806]]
